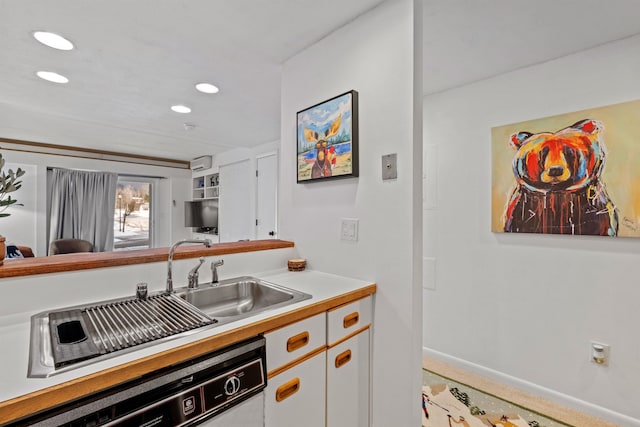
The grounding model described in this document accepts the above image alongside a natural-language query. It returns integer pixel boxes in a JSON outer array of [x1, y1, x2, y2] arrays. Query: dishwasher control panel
[[203, 359, 264, 410], [112, 358, 266, 426]]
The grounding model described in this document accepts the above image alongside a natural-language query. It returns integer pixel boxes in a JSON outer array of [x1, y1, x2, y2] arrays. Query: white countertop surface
[[0, 268, 373, 406]]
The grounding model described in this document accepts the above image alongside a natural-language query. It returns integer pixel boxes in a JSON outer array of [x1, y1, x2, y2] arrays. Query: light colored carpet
[[422, 355, 617, 427]]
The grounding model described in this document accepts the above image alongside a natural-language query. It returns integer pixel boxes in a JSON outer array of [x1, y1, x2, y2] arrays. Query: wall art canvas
[[492, 99, 640, 237], [297, 90, 359, 182]]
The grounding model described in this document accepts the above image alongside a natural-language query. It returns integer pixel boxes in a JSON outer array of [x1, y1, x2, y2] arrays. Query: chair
[[16, 245, 35, 257], [49, 239, 93, 255]]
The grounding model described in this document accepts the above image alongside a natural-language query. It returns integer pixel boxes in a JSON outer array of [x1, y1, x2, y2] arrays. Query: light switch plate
[[382, 153, 397, 180], [340, 218, 359, 242]]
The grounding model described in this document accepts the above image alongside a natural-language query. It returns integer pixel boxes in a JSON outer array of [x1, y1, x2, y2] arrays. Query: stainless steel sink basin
[[176, 276, 311, 323], [28, 276, 311, 378]]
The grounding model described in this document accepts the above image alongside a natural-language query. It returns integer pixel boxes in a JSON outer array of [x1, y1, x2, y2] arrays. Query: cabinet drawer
[[327, 295, 372, 345], [265, 312, 326, 372], [264, 351, 326, 427]]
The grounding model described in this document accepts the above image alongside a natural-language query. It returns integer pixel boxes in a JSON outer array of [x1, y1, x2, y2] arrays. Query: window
[[113, 177, 153, 251]]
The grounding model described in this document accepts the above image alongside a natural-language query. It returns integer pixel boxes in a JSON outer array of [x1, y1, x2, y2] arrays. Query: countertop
[[0, 268, 376, 425]]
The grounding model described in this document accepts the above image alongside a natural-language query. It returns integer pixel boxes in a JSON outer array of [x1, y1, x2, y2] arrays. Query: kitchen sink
[[28, 276, 310, 377], [177, 276, 311, 323]]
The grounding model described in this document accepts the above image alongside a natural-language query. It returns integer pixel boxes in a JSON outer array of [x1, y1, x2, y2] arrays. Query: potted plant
[[0, 153, 25, 265]]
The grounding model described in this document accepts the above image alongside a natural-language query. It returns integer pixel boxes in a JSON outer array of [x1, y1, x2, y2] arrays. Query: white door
[[256, 153, 278, 239], [219, 159, 252, 242]]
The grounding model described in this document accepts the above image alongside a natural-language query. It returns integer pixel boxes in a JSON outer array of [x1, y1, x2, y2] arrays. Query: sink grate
[[83, 293, 215, 354]]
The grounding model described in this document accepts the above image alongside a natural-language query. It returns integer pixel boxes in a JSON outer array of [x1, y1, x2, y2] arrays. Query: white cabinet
[[327, 295, 372, 345], [265, 313, 327, 427], [265, 295, 373, 427], [326, 296, 372, 427], [264, 351, 327, 427], [265, 312, 326, 372], [326, 330, 370, 427]]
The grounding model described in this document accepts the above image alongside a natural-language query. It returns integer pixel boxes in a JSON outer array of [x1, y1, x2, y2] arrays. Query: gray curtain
[[48, 168, 118, 253]]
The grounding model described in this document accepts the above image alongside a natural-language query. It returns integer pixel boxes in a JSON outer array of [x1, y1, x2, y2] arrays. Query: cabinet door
[[326, 329, 370, 427], [265, 352, 326, 427]]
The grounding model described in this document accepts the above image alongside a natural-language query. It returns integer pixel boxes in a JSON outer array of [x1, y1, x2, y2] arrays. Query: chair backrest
[[16, 245, 35, 257], [49, 239, 93, 255]]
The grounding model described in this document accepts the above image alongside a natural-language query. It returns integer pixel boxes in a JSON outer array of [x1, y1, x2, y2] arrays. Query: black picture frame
[[296, 90, 359, 183]]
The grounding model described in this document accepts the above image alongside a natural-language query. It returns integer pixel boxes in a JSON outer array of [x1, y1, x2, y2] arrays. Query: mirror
[[0, 145, 192, 258], [0, 1, 378, 271]]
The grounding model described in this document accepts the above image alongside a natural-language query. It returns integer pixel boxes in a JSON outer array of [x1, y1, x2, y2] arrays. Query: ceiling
[[0, 0, 387, 161], [422, 0, 640, 95], [1, 1, 640, 162]]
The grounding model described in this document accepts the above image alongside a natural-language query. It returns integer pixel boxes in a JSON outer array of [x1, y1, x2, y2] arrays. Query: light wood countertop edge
[[0, 239, 294, 279], [0, 283, 376, 424]]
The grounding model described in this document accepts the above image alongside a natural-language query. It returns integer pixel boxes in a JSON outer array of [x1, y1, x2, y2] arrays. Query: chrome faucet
[[188, 257, 206, 288], [166, 239, 212, 293], [211, 259, 224, 284]]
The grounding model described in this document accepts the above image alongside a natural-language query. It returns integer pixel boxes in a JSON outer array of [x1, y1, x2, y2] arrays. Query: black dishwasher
[[9, 335, 266, 427]]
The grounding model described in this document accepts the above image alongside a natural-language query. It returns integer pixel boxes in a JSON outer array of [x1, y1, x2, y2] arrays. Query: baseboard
[[423, 347, 640, 427]]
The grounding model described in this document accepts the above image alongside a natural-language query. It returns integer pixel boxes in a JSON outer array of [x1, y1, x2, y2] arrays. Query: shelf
[[194, 176, 205, 189], [192, 188, 205, 199], [193, 172, 219, 200], [205, 186, 219, 198]]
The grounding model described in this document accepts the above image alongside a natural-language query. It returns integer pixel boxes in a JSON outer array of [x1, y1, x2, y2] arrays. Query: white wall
[[280, 1, 422, 425], [0, 150, 191, 255], [423, 34, 640, 424]]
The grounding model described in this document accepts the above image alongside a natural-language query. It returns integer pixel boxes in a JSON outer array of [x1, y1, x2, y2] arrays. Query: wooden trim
[[0, 240, 294, 279], [275, 377, 300, 402], [334, 349, 352, 368], [328, 324, 370, 349], [267, 345, 327, 379], [327, 295, 369, 313], [286, 331, 310, 353], [0, 283, 376, 424], [0, 137, 190, 169]]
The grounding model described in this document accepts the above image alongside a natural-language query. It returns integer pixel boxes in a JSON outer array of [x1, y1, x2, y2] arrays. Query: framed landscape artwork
[[296, 90, 359, 183], [491, 99, 640, 238]]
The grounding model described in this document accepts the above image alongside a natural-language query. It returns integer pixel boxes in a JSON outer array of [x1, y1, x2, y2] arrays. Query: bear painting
[[501, 119, 618, 236], [493, 100, 640, 238]]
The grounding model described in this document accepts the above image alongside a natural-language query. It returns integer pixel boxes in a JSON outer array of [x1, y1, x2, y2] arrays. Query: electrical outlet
[[340, 218, 359, 242], [590, 341, 610, 366]]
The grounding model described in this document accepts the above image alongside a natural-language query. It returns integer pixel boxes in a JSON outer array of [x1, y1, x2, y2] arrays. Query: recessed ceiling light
[[33, 31, 74, 50], [195, 83, 219, 94], [171, 105, 191, 114], [36, 71, 69, 84]]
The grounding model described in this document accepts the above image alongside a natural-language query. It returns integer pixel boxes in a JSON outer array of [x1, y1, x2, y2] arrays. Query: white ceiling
[[422, 0, 640, 95], [1, 1, 640, 161], [0, 0, 386, 160]]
